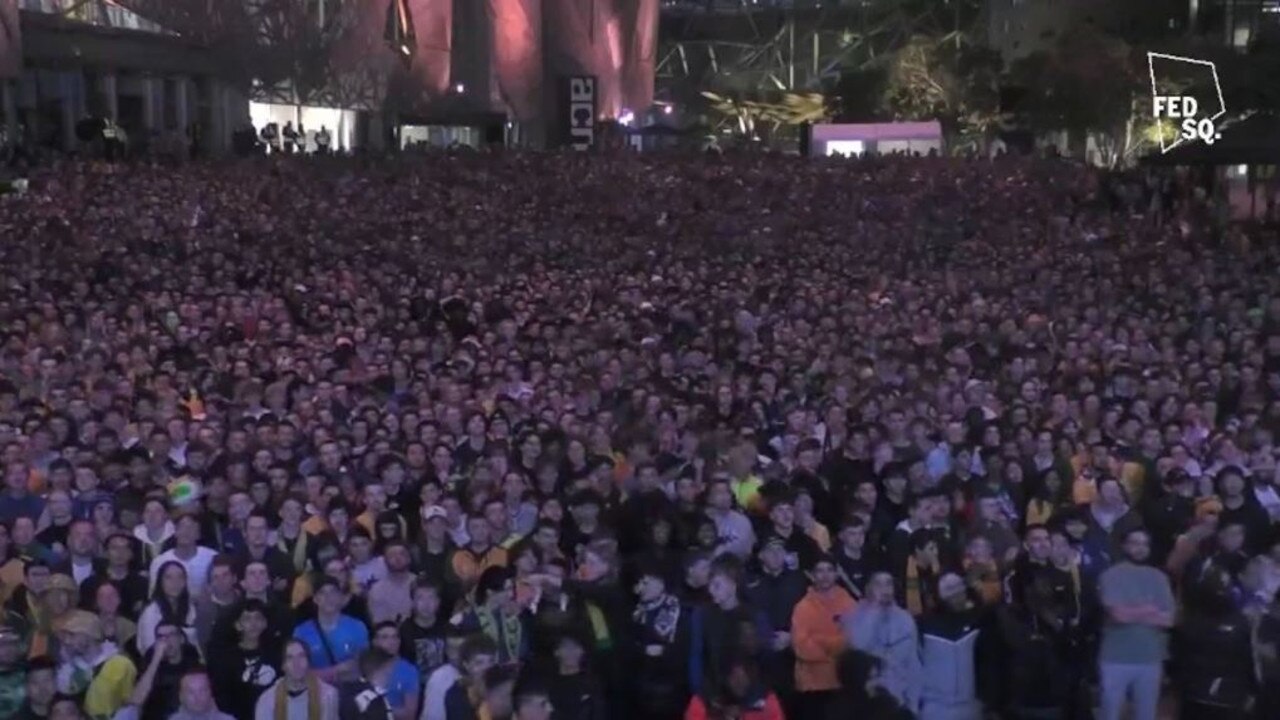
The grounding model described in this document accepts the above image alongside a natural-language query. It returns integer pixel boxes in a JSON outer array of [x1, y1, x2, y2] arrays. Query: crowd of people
[[0, 149, 1272, 720]]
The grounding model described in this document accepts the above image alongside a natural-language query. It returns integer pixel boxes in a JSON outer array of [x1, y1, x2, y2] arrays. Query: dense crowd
[[0, 150, 1272, 720]]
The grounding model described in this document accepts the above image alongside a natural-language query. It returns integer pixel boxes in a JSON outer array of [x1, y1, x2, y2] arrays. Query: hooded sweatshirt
[[842, 603, 922, 713], [791, 586, 856, 691]]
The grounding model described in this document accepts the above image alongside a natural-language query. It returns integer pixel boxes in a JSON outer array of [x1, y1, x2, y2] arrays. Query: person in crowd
[[683, 658, 783, 720], [510, 677, 553, 720], [136, 620, 204, 720], [15, 655, 56, 720], [918, 573, 982, 720], [545, 632, 607, 720], [843, 572, 921, 713], [370, 621, 421, 720], [0, 624, 26, 716], [628, 560, 687, 720], [167, 669, 235, 720], [292, 577, 369, 685], [1174, 563, 1255, 720], [826, 649, 915, 720], [337, 647, 397, 720], [420, 633, 467, 720], [136, 561, 198, 655], [444, 634, 498, 720], [745, 536, 806, 710], [790, 553, 855, 718], [149, 515, 217, 599], [0, 149, 1272, 720], [1097, 528, 1174, 720], [253, 638, 340, 720], [209, 600, 281, 720], [53, 611, 135, 720]]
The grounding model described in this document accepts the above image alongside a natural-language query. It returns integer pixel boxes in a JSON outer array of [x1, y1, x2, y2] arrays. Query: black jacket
[[1174, 607, 1255, 711], [548, 670, 608, 720], [340, 679, 394, 720]]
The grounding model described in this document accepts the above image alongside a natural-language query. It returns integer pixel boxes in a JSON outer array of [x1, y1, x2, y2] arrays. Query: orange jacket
[[684, 694, 784, 720], [791, 586, 857, 691], [449, 545, 509, 591]]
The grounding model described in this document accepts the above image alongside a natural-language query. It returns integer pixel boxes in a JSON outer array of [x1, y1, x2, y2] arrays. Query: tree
[[879, 34, 1003, 152], [1008, 29, 1145, 165], [700, 90, 830, 146], [117, 0, 391, 110]]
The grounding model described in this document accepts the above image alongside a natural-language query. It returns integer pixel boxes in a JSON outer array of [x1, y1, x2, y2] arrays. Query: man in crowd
[[0, 149, 1269, 720]]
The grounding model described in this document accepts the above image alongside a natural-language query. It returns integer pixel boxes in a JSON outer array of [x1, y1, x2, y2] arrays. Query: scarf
[[56, 642, 117, 697], [277, 527, 310, 575], [477, 609, 523, 663], [963, 559, 1002, 606], [586, 603, 612, 650], [904, 557, 937, 617], [273, 676, 322, 720], [632, 593, 681, 644]]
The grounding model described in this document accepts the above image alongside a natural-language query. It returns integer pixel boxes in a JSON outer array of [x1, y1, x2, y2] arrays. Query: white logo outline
[[1146, 52, 1227, 154]]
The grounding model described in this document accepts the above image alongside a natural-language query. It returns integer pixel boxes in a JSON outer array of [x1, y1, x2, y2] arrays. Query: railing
[[661, 0, 861, 11], [19, 0, 167, 34]]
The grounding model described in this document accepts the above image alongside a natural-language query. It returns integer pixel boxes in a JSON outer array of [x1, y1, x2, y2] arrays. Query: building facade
[[2, 1, 251, 154]]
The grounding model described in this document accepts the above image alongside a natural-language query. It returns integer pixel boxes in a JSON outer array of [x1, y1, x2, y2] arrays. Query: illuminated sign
[[567, 76, 596, 151]]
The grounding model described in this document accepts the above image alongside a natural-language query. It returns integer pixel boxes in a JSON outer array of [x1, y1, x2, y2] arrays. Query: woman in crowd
[[254, 638, 339, 720], [136, 561, 197, 655]]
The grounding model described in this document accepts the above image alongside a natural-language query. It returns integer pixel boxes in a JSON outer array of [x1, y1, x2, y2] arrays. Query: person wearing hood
[[133, 498, 176, 572], [842, 572, 921, 714], [704, 479, 755, 561], [53, 610, 136, 720], [917, 574, 982, 720], [790, 553, 855, 719]]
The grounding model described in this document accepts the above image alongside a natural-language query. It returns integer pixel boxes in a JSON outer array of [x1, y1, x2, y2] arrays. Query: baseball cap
[[758, 536, 787, 555]]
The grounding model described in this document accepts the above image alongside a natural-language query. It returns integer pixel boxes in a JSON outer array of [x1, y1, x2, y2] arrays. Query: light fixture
[[455, 83, 465, 93], [619, 109, 635, 126], [663, 105, 673, 115]]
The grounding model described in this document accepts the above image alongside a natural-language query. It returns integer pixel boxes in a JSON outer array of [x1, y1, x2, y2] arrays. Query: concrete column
[[208, 81, 225, 155], [140, 76, 156, 131], [2, 81, 16, 146], [174, 75, 189, 132], [61, 71, 79, 151], [100, 72, 118, 122]]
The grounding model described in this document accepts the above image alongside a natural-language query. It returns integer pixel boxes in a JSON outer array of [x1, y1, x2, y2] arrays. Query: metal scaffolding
[[657, 0, 981, 104]]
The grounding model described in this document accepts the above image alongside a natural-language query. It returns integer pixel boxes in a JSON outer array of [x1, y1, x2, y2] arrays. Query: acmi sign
[[568, 76, 596, 151]]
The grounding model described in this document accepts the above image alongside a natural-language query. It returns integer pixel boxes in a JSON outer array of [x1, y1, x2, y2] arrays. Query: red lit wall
[[543, 0, 620, 119], [408, 0, 452, 98], [488, 0, 542, 122], [619, 0, 658, 113], [542, 0, 657, 120]]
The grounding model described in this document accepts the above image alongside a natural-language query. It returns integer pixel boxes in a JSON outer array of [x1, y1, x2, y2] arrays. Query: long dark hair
[[151, 560, 192, 626]]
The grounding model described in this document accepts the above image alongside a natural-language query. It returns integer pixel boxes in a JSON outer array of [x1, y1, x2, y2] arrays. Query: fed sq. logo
[[1147, 52, 1226, 153]]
